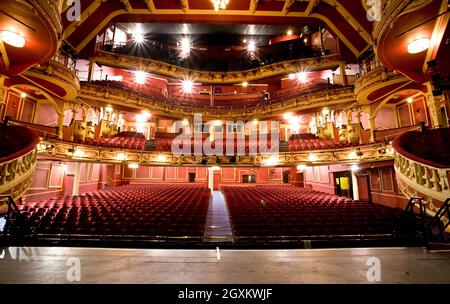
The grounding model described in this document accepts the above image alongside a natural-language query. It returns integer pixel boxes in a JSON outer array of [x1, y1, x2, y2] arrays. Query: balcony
[[393, 128, 450, 229], [0, 125, 39, 199], [23, 51, 80, 101]]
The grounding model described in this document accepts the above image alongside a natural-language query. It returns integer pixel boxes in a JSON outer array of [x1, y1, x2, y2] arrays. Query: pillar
[[351, 169, 359, 201], [339, 61, 347, 86], [425, 82, 446, 128], [208, 167, 214, 193], [356, 112, 363, 144], [57, 113, 64, 139], [369, 116, 376, 143], [87, 58, 95, 82], [72, 162, 81, 196], [0, 75, 6, 120], [346, 110, 352, 143]]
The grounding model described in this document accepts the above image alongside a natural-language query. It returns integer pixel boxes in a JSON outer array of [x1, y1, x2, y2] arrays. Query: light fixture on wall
[[1, 31, 26, 48], [128, 163, 139, 169], [156, 154, 167, 162], [351, 164, 359, 172], [20, 92, 27, 98], [211, 166, 221, 171], [407, 38, 430, 54], [116, 152, 126, 161], [211, 0, 230, 11], [296, 164, 306, 172]]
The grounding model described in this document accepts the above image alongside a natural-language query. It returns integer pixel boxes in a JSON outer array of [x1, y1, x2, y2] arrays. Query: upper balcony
[[92, 49, 342, 85], [18, 51, 80, 101]]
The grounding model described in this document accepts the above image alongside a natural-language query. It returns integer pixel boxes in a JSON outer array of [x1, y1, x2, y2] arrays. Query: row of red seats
[[288, 134, 357, 151], [97, 131, 146, 150], [155, 137, 275, 153], [222, 185, 402, 240], [18, 184, 210, 238]]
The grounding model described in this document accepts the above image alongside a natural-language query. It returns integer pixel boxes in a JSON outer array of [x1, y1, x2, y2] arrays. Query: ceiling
[[61, 0, 372, 58]]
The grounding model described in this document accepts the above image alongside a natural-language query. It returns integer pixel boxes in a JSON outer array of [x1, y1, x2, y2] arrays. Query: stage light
[[132, 25, 145, 44], [181, 37, 191, 55], [247, 40, 256, 52], [182, 79, 194, 93], [135, 71, 146, 84], [128, 163, 139, 169], [407, 38, 430, 54], [1, 31, 25, 48]]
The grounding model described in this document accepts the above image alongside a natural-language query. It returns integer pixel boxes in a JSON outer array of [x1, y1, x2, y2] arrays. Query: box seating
[[18, 184, 210, 239], [222, 185, 402, 240]]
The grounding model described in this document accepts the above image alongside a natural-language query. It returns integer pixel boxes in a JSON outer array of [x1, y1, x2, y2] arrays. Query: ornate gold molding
[[94, 50, 342, 84], [37, 138, 393, 167], [79, 83, 356, 120]]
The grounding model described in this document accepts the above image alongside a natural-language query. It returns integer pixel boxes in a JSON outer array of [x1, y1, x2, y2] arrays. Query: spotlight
[[296, 72, 308, 84], [247, 40, 256, 52], [135, 71, 146, 84], [287, 29, 293, 36], [181, 79, 194, 93], [180, 37, 191, 56], [132, 26, 145, 44]]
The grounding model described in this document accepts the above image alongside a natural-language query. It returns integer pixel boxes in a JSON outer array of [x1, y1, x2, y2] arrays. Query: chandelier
[[211, 0, 230, 11]]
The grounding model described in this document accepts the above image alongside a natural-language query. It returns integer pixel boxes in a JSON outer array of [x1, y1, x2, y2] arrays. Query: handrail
[[427, 198, 450, 241]]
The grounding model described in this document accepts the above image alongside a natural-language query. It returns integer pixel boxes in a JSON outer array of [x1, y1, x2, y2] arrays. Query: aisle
[[204, 191, 233, 242]]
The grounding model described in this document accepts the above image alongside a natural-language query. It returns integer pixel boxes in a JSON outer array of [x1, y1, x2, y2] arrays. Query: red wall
[[122, 166, 208, 185], [23, 159, 108, 202]]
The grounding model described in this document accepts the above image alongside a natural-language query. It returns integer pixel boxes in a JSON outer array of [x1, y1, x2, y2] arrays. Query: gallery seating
[[97, 131, 146, 150]]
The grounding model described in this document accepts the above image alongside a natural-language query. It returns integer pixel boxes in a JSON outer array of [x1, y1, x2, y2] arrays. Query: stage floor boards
[[0, 247, 449, 283]]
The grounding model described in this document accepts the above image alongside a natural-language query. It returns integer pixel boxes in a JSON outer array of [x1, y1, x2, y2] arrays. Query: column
[[87, 58, 95, 82], [72, 162, 81, 196], [57, 113, 64, 139], [0, 75, 6, 120], [425, 82, 446, 128], [346, 110, 352, 143], [369, 116, 376, 143], [339, 61, 347, 86], [208, 167, 214, 193], [356, 112, 363, 144], [351, 169, 359, 201]]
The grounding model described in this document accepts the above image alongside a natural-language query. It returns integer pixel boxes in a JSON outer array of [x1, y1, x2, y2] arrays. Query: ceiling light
[[128, 163, 139, 169], [247, 40, 256, 52], [20, 92, 27, 98], [182, 79, 194, 93], [407, 97, 413, 103], [135, 71, 146, 84], [1, 31, 26, 48], [407, 38, 430, 54], [287, 29, 293, 36], [211, 0, 230, 11], [303, 38, 308, 43], [241, 81, 248, 87]]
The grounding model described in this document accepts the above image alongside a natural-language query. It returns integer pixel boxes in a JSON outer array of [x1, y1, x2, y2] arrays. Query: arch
[[8, 84, 63, 116], [372, 88, 427, 119]]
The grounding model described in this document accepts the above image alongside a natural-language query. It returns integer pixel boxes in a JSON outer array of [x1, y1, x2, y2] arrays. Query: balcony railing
[[51, 51, 77, 74]]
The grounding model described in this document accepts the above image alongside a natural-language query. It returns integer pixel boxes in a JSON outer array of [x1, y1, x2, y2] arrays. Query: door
[[189, 173, 196, 183], [283, 172, 289, 184], [213, 172, 220, 190], [296, 172, 304, 187], [356, 175, 371, 202]]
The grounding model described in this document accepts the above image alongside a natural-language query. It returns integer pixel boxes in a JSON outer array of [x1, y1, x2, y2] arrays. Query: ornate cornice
[[94, 50, 342, 84], [37, 138, 393, 167], [79, 83, 356, 120]]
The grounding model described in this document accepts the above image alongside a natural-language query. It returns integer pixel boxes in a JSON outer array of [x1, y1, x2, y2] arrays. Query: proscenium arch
[[8, 84, 64, 116]]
